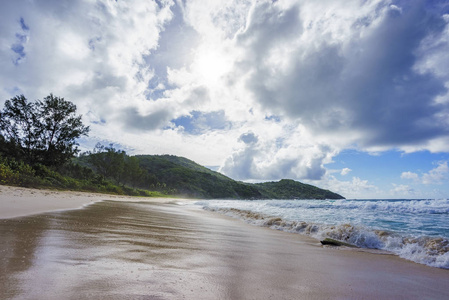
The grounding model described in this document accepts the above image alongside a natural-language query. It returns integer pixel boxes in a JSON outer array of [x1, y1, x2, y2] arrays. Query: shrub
[[0, 162, 19, 184]]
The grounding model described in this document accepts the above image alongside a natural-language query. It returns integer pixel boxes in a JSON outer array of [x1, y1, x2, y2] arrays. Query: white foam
[[200, 202, 449, 269]]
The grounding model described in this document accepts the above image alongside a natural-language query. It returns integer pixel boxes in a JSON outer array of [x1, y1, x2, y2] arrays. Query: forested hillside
[[133, 155, 344, 200], [255, 179, 344, 200], [135, 155, 263, 199]]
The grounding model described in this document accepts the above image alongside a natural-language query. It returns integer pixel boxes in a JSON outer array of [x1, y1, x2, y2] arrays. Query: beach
[[1, 186, 449, 299], [0, 185, 181, 219]]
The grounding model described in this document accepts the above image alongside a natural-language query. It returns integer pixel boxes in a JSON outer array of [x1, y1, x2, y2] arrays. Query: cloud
[[219, 128, 331, 181], [233, 0, 449, 151], [401, 161, 448, 184], [422, 161, 449, 184], [340, 168, 352, 176], [219, 145, 258, 180], [390, 184, 416, 196], [0, 0, 173, 126], [401, 171, 419, 181], [122, 107, 172, 132], [319, 176, 379, 199]]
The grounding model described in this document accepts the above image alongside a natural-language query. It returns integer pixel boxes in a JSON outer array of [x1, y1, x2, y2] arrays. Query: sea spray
[[197, 199, 449, 269]]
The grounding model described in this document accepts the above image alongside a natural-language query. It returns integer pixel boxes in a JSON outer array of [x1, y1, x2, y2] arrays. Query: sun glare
[[193, 47, 231, 86]]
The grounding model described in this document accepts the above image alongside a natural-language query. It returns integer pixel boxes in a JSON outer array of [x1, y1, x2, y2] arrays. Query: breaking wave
[[198, 200, 449, 269]]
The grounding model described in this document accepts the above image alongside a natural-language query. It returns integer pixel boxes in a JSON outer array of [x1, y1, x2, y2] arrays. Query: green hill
[[135, 155, 263, 199], [135, 155, 344, 200], [255, 179, 344, 200]]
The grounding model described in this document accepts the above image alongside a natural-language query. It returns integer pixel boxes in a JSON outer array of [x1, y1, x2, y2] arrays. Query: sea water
[[195, 199, 449, 269]]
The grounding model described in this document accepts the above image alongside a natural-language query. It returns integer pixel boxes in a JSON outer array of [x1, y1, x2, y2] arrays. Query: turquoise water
[[196, 199, 449, 269]]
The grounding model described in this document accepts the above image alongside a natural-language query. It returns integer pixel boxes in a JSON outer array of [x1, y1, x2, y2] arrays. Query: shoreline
[[1, 185, 449, 299]]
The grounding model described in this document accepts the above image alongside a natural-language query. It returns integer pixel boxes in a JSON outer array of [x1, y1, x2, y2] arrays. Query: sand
[[1, 185, 448, 299], [0, 185, 181, 219]]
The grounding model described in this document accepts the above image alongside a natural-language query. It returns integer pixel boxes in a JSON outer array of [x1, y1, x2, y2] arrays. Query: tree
[[0, 95, 39, 162], [124, 156, 145, 188], [0, 94, 89, 166], [89, 143, 126, 184], [88, 143, 148, 188], [36, 94, 90, 166]]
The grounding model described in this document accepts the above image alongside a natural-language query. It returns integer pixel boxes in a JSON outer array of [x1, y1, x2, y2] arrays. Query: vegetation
[[128, 155, 344, 199], [134, 155, 262, 199], [0, 93, 344, 200], [255, 179, 343, 200], [0, 94, 162, 197], [0, 94, 89, 166], [0, 155, 163, 196]]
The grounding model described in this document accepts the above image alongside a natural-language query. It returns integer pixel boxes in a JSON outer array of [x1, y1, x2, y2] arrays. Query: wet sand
[[1, 187, 449, 299]]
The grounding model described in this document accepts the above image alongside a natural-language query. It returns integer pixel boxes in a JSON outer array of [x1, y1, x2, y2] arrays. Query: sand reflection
[[0, 201, 208, 299], [0, 216, 49, 298]]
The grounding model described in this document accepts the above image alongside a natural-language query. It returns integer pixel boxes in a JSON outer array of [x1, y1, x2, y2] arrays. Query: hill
[[1, 151, 344, 199], [135, 155, 263, 199], [135, 155, 344, 200], [255, 179, 344, 200]]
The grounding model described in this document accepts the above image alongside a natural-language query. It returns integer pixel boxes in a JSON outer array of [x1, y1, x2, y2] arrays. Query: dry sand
[[1, 185, 448, 299], [0, 185, 180, 219]]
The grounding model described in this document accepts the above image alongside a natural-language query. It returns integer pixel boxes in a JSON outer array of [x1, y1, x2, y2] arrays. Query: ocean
[[195, 199, 449, 269]]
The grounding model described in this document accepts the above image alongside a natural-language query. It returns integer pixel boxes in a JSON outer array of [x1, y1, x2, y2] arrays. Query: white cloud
[[1, 0, 173, 121], [401, 171, 419, 181], [390, 184, 416, 197], [219, 124, 336, 181], [340, 168, 351, 176], [401, 161, 448, 185], [422, 161, 449, 184], [319, 175, 379, 199]]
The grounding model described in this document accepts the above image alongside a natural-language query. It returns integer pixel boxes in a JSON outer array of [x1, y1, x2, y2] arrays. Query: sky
[[1, 0, 449, 199]]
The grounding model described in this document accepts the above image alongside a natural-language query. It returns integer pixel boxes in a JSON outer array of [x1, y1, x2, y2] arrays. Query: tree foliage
[[87, 143, 147, 188], [0, 94, 89, 166], [0, 95, 38, 162], [37, 94, 90, 165], [0, 155, 163, 197]]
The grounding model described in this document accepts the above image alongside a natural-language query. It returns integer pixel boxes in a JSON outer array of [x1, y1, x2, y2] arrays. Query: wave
[[265, 199, 449, 215], [203, 206, 449, 269]]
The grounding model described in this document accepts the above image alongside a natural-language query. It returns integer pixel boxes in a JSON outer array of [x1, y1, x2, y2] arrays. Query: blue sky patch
[[19, 17, 29, 31], [327, 149, 449, 190], [11, 17, 29, 65], [172, 110, 230, 135]]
